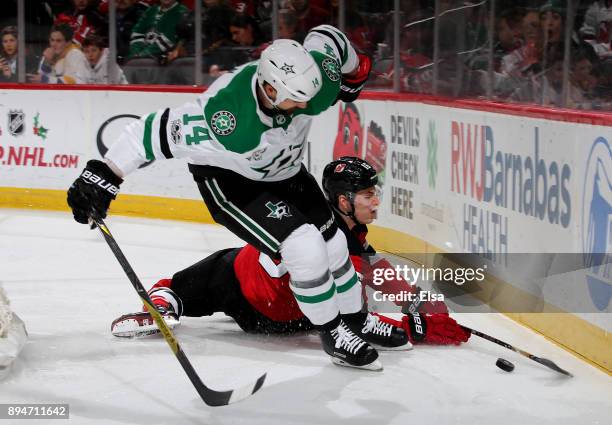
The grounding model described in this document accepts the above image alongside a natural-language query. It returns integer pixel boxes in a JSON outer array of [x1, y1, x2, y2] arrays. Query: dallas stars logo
[[253, 144, 303, 178], [321, 58, 340, 82], [280, 63, 295, 75], [274, 114, 287, 126], [33, 112, 48, 140], [211, 110, 236, 136], [265, 201, 292, 220]]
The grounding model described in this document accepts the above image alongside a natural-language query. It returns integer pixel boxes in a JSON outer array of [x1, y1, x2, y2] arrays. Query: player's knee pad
[[281, 224, 339, 325], [326, 228, 351, 272], [280, 224, 329, 281]]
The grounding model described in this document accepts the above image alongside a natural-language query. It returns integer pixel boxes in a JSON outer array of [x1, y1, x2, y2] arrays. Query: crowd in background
[[0, 0, 610, 110]]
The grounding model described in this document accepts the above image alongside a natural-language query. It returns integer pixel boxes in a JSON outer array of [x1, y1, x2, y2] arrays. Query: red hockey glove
[[375, 313, 469, 345], [401, 288, 449, 316], [402, 313, 470, 345], [337, 53, 372, 103]]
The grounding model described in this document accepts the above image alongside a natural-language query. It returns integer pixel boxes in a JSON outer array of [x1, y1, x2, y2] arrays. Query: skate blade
[[111, 316, 179, 338], [331, 357, 383, 371], [372, 340, 413, 351]]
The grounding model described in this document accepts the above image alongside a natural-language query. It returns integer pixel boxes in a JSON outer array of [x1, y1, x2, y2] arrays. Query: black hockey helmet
[[322, 157, 378, 207]]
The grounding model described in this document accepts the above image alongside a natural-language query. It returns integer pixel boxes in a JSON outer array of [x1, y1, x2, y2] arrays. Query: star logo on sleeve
[[280, 63, 295, 75]]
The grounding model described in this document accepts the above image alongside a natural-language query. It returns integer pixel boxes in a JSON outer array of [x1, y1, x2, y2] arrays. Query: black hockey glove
[[337, 53, 372, 103], [67, 160, 123, 224]]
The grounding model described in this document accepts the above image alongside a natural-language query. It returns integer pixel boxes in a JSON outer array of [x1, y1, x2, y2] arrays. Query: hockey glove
[[337, 53, 372, 103], [376, 313, 470, 345], [402, 313, 470, 345], [67, 160, 123, 224], [400, 286, 449, 316]]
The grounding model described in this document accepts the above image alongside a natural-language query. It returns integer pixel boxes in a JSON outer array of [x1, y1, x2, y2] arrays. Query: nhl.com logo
[[581, 136, 611, 310]]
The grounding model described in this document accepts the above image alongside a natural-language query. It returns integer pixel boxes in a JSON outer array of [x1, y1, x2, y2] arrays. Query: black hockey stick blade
[[529, 355, 573, 377], [92, 217, 267, 405], [461, 325, 573, 377]]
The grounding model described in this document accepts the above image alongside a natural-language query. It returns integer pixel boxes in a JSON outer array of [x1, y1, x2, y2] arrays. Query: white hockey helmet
[[257, 39, 322, 106]]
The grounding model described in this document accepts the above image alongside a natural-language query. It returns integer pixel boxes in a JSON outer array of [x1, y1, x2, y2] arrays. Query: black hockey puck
[[496, 358, 515, 372]]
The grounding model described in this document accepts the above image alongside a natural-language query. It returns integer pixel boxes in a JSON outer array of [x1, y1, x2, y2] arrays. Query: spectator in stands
[[287, 0, 331, 35], [204, 13, 265, 75], [540, 0, 565, 47], [569, 45, 600, 108], [28, 24, 90, 84], [112, 0, 149, 64], [0, 26, 18, 82], [495, 8, 524, 68], [231, 0, 257, 16], [82, 34, 128, 84], [278, 8, 304, 42], [593, 59, 612, 105], [229, 13, 265, 48], [579, 0, 612, 59], [128, 0, 189, 61], [371, 9, 435, 93], [501, 8, 544, 78], [468, 7, 524, 72], [54, 0, 107, 46], [255, 0, 274, 34], [331, 0, 375, 55], [506, 43, 566, 106]]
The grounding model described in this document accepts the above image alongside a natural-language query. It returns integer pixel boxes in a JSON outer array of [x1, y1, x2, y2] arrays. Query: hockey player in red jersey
[[112, 157, 469, 348]]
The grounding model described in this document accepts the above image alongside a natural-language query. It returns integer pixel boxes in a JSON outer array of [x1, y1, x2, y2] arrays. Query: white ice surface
[[0, 209, 610, 425]]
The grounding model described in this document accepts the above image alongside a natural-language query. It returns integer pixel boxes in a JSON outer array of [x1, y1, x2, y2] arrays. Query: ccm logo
[[82, 170, 120, 195]]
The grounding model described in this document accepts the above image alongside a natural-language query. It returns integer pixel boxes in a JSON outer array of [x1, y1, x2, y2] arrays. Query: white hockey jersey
[[105, 25, 358, 182]]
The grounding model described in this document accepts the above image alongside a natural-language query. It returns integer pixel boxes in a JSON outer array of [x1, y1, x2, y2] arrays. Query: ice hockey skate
[[111, 307, 180, 338], [344, 312, 412, 351], [111, 287, 182, 338], [320, 320, 383, 371]]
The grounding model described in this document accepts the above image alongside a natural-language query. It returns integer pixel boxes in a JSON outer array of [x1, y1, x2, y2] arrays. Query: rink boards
[[0, 85, 610, 373]]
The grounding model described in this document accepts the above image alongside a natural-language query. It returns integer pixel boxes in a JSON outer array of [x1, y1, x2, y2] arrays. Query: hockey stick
[[91, 217, 267, 406], [461, 325, 573, 377]]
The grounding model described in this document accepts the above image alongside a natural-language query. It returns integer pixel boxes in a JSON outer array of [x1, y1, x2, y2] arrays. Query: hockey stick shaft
[[92, 217, 266, 405], [461, 325, 573, 377]]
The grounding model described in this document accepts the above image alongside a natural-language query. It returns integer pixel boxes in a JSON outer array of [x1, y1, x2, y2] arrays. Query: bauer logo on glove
[[81, 169, 120, 196], [67, 159, 123, 224]]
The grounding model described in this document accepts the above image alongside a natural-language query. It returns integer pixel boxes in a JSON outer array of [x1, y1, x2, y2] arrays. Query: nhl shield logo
[[8, 110, 25, 136]]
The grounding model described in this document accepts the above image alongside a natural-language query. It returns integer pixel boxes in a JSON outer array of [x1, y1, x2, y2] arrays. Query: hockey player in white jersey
[[67, 25, 409, 371]]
